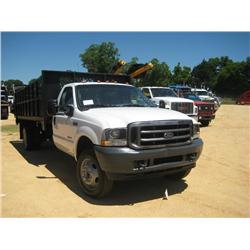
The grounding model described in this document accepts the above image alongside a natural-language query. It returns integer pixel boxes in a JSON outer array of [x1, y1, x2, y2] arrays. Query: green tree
[[79, 42, 120, 73], [172, 63, 182, 83], [191, 56, 233, 89], [122, 57, 138, 74], [191, 59, 216, 88], [139, 58, 172, 86], [172, 63, 191, 84], [1, 79, 24, 93], [182, 66, 192, 83], [28, 78, 38, 85], [215, 59, 250, 97]]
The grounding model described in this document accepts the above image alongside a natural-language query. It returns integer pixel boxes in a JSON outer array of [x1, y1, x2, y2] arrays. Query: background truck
[[236, 90, 250, 105], [169, 85, 215, 126], [182, 92, 215, 126], [141, 86, 198, 120], [191, 88, 219, 111], [13, 70, 203, 198], [1, 85, 9, 120]]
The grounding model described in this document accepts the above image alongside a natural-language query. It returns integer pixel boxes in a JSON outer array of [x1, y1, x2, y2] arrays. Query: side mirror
[[48, 99, 58, 116], [64, 104, 74, 117], [159, 100, 166, 109]]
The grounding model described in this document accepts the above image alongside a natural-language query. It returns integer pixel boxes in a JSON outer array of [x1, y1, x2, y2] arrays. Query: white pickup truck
[[141, 86, 198, 120], [14, 71, 203, 198]]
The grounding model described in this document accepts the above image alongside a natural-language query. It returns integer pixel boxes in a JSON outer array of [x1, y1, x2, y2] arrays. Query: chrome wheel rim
[[80, 158, 99, 190]]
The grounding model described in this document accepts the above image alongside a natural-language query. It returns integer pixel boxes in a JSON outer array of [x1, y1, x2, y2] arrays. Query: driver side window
[[142, 88, 151, 99], [59, 87, 73, 111]]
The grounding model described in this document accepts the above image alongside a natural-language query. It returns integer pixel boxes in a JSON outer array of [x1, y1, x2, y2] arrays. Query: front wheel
[[200, 120, 210, 126], [76, 151, 113, 198], [166, 168, 192, 180]]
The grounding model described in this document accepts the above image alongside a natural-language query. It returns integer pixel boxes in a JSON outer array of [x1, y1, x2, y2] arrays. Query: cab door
[[53, 86, 75, 155]]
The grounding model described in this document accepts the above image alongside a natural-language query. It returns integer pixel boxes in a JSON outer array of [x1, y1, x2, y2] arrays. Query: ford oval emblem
[[164, 132, 174, 139]]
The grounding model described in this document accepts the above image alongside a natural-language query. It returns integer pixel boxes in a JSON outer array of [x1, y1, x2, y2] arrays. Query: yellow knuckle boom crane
[[111, 60, 126, 75], [129, 63, 153, 78], [111, 60, 154, 79]]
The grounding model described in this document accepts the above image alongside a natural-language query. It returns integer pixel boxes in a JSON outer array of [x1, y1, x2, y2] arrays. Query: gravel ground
[[1, 105, 249, 217]]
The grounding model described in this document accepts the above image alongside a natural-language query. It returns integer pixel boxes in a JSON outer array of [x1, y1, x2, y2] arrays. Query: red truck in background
[[169, 85, 215, 126], [236, 90, 250, 105], [182, 92, 215, 126]]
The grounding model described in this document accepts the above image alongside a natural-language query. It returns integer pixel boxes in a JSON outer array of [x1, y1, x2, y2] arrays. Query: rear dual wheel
[[23, 127, 41, 150]]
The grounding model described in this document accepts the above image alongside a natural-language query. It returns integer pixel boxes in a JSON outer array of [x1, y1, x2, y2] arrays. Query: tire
[[76, 151, 113, 198], [166, 168, 192, 180], [32, 127, 42, 149], [23, 127, 41, 150], [201, 120, 210, 126]]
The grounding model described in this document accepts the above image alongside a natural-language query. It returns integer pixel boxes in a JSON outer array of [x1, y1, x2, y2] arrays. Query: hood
[[82, 107, 193, 128], [198, 95, 214, 101], [152, 97, 194, 103], [194, 100, 213, 105]]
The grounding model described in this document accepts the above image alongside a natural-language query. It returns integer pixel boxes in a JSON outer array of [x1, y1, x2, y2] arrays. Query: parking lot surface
[[1, 105, 249, 217]]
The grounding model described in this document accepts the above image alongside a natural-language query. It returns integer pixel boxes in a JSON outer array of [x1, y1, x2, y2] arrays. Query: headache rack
[[13, 70, 131, 129]]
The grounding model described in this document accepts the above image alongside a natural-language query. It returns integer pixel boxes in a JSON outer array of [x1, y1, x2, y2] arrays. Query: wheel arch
[[75, 136, 95, 160]]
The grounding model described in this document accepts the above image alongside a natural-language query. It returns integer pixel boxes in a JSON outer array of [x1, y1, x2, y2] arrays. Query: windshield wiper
[[82, 104, 117, 110], [117, 104, 145, 107]]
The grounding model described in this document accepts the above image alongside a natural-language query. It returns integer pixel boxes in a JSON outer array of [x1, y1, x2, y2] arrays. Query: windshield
[[75, 84, 156, 110], [183, 93, 201, 101], [151, 88, 177, 97], [1, 90, 7, 101], [194, 90, 208, 96]]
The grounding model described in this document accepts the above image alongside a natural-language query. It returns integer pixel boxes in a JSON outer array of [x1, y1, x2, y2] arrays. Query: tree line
[[80, 42, 250, 97], [2, 41, 249, 98]]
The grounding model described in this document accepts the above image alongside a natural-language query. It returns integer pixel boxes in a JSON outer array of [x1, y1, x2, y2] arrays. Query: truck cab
[[14, 70, 203, 198], [141, 86, 198, 120], [1, 86, 9, 120]]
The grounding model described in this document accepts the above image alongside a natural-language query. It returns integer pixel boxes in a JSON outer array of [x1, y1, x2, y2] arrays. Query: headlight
[[101, 128, 127, 146], [194, 105, 198, 114], [192, 123, 200, 139]]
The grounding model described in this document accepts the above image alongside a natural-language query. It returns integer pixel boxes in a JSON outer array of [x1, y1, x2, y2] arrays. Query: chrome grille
[[171, 102, 193, 114], [128, 120, 192, 149], [199, 104, 214, 111]]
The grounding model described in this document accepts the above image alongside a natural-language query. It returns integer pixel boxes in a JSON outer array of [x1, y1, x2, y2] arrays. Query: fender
[[74, 126, 99, 160]]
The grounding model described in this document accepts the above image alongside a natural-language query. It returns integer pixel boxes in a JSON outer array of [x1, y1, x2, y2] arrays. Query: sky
[[1, 32, 249, 84]]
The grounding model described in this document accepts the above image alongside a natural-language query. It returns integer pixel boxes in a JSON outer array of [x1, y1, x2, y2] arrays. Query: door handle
[[73, 121, 78, 126]]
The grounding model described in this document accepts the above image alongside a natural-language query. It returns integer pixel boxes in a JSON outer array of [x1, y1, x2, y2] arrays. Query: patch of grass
[[221, 97, 236, 105], [1, 124, 19, 134]]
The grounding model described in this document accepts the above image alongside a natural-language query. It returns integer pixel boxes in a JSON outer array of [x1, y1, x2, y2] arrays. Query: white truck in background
[[14, 70, 203, 198], [141, 86, 198, 120]]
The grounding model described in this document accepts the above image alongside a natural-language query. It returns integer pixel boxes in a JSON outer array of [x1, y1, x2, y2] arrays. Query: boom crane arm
[[111, 60, 154, 79], [111, 60, 126, 75], [129, 63, 153, 78]]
